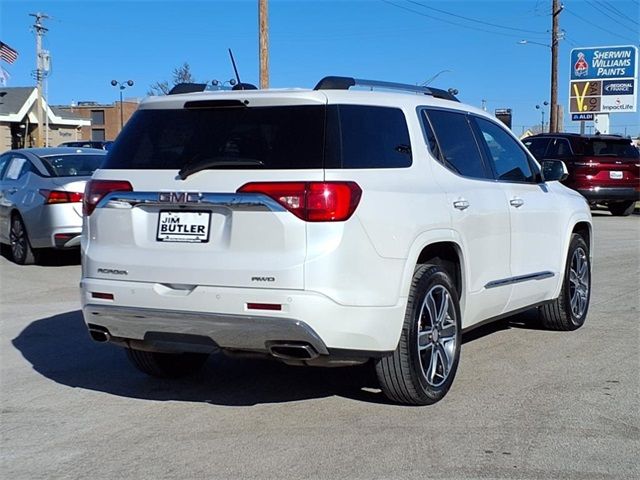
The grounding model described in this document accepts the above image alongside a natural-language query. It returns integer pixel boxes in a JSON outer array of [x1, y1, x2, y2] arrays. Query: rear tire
[[539, 234, 590, 331], [125, 348, 209, 378], [607, 201, 635, 217], [376, 265, 461, 405], [10, 215, 36, 265]]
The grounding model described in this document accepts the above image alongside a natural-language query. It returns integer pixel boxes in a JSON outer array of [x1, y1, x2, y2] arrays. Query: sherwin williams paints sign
[[569, 45, 638, 116]]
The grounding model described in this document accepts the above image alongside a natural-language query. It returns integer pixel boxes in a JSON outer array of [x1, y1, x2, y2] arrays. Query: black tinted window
[[105, 106, 326, 170], [475, 117, 536, 183], [522, 137, 551, 159], [420, 111, 441, 160], [546, 138, 572, 158], [40, 154, 106, 177], [581, 138, 640, 158], [325, 105, 412, 168], [426, 110, 488, 179]]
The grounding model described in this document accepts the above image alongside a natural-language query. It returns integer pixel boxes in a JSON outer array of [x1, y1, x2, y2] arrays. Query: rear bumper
[[80, 278, 406, 354], [576, 187, 639, 202]]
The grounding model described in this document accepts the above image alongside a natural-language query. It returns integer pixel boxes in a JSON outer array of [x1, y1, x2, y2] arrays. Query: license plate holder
[[609, 171, 623, 179], [156, 210, 211, 243]]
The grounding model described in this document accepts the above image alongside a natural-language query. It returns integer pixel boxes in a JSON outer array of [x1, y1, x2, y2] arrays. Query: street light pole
[[110, 80, 134, 131], [536, 101, 549, 133]]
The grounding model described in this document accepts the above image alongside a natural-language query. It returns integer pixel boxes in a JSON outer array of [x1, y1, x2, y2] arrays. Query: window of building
[[91, 129, 106, 141], [91, 110, 105, 125]]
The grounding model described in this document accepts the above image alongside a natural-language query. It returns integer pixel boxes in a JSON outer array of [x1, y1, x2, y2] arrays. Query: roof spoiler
[[168, 83, 209, 95], [313, 76, 459, 102]]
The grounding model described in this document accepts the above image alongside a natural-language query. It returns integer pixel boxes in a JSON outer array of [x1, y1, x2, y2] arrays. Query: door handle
[[509, 197, 524, 208], [8, 188, 18, 194], [453, 199, 470, 211]]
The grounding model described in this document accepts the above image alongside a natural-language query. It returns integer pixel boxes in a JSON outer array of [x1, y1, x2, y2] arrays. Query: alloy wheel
[[569, 247, 589, 319], [417, 285, 458, 387], [10, 218, 26, 262]]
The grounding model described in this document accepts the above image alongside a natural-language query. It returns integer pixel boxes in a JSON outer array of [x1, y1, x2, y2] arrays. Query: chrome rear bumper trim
[[83, 304, 329, 355]]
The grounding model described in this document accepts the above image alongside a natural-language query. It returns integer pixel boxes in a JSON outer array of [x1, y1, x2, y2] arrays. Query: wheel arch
[[552, 216, 592, 299], [400, 230, 466, 310]]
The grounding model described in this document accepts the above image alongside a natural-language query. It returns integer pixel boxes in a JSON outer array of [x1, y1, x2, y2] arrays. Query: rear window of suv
[[576, 138, 639, 158], [104, 104, 412, 170]]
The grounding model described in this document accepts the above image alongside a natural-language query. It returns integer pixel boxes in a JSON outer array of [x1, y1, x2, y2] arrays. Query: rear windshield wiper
[[178, 157, 264, 180]]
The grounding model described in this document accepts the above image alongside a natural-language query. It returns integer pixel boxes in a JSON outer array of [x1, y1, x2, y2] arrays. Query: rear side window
[[546, 138, 573, 158], [522, 137, 551, 159], [325, 105, 412, 168], [425, 110, 489, 179], [105, 105, 326, 170]]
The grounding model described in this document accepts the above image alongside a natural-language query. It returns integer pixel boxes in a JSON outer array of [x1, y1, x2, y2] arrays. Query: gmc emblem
[[158, 192, 201, 203]]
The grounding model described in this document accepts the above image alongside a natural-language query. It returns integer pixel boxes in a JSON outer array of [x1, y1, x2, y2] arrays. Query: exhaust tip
[[268, 342, 319, 360], [87, 324, 111, 343]]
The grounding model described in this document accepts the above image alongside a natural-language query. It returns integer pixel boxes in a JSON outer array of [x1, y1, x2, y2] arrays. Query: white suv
[[81, 77, 592, 405]]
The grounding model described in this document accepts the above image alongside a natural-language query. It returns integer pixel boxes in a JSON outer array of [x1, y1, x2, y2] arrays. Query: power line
[[405, 0, 547, 35], [598, 0, 636, 21], [585, 0, 639, 34], [564, 8, 637, 43], [382, 1, 546, 40]]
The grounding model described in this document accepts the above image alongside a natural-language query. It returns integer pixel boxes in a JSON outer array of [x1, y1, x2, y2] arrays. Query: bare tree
[[148, 62, 196, 96]]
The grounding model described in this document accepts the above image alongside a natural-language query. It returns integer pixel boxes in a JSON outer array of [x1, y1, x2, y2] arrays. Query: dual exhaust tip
[[87, 325, 319, 362]]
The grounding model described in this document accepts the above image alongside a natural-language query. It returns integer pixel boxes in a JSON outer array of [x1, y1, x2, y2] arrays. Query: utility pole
[[259, 0, 269, 89], [550, 0, 562, 133], [30, 12, 49, 147]]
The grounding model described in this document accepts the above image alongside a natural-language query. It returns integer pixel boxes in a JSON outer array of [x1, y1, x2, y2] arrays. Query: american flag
[[0, 41, 18, 64]]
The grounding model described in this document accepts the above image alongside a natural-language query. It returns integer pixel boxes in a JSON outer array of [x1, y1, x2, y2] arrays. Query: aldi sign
[[569, 45, 638, 116]]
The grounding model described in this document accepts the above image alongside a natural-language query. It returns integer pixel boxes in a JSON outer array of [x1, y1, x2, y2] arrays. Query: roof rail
[[313, 76, 459, 102]]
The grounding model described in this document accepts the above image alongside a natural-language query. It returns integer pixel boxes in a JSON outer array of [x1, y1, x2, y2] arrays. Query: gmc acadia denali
[[81, 77, 592, 405]]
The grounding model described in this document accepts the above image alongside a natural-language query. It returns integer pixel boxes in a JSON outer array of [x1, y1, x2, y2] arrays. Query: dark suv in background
[[523, 133, 639, 216]]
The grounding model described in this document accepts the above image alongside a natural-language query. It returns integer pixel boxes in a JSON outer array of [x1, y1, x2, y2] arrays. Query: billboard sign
[[569, 45, 638, 116]]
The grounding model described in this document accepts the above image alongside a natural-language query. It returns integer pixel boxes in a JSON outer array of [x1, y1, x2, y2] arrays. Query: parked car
[[522, 133, 640, 216], [80, 76, 592, 405], [0, 147, 107, 264], [58, 140, 114, 150]]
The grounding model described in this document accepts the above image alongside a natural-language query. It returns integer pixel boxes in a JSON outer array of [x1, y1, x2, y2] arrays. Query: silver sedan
[[0, 147, 106, 264]]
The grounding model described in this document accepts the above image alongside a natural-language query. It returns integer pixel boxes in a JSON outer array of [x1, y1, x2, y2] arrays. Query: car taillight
[[39, 190, 84, 204], [237, 181, 362, 222], [83, 180, 133, 216]]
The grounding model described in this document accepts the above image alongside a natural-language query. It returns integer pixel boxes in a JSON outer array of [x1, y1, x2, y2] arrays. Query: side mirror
[[541, 159, 569, 182]]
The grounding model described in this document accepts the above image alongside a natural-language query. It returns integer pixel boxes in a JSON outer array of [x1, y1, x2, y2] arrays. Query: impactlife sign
[[569, 45, 638, 119]]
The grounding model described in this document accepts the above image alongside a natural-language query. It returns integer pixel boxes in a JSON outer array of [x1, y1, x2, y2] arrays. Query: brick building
[[57, 99, 139, 141]]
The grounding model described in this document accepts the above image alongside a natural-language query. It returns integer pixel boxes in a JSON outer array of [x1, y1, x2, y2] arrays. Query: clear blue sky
[[1, 0, 639, 135]]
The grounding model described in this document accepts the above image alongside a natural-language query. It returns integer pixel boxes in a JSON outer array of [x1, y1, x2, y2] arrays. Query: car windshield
[[579, 139, 640, 158], [40, 154, 106, 177]]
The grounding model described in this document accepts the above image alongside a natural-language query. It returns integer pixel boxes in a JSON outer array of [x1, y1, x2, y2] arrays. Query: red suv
[[523, 133, 639, 216]]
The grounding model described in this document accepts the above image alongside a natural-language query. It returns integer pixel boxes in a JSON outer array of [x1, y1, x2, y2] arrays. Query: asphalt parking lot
[[1, 212, 638, 480]]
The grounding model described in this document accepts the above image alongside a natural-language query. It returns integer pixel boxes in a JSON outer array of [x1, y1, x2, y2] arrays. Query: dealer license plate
[[610, 171, 623, 179], [156, 211, 211, 243]]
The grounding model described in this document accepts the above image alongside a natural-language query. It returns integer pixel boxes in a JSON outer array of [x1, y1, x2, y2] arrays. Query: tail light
[[83, 180, 133, 216], [39, 190, 84, 204], [237, 181, 362, 222]]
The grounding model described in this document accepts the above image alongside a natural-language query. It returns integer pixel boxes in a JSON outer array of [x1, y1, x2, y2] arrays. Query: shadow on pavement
[[0, 244, 81, 267], [13, 308, 547, 406], [12, 310, 385, 406]]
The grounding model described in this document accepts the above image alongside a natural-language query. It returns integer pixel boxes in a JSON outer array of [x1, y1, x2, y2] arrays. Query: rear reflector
[[39, 189, 84, 204], [83, 180, 133, 216], [237, 181, 362, 222], [247, 303, 282, 311], [91, 292, 114, 300]]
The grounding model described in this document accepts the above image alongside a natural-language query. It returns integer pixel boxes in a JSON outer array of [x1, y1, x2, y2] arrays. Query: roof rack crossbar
[[313, 76, 459, 102]]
